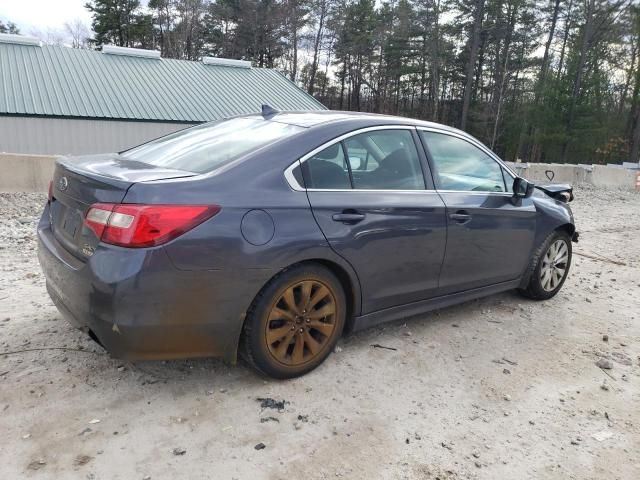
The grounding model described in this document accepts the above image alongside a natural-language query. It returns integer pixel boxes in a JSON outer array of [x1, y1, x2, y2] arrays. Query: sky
[[0, 0, 92, 34]]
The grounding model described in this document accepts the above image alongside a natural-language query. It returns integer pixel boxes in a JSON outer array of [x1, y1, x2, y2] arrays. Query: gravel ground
[[0, 187, 639, 480]]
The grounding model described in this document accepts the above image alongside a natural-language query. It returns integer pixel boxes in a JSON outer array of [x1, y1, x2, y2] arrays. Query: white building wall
[[0, 116, 197, 155]]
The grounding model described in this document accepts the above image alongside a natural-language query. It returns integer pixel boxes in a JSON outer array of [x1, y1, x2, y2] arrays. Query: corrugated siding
[[0, 43, 326, 122], [0, 116, 193, 155]]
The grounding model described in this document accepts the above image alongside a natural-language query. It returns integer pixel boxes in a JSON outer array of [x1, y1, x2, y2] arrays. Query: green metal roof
[[0, 42, 326, 122]]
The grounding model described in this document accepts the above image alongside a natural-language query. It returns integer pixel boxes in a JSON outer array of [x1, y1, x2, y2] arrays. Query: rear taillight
[[84, 203, 220, 248]]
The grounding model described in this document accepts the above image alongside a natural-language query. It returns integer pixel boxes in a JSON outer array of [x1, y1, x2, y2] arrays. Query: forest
[[4, 0, 639, 165]]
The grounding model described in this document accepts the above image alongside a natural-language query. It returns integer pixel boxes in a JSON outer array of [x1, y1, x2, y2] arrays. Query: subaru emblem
[[57, 176, 68, 191]]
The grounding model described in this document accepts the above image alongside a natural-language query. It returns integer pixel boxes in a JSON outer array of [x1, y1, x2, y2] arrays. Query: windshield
[[121, 117, 304, 174]]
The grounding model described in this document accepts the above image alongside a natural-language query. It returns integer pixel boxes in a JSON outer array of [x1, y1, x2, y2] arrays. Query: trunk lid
[[49, 154, 196, 259]]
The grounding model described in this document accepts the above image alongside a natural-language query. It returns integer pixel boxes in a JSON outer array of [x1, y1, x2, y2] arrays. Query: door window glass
[[302, 143, 351, 189], [420, 131, 506, 192], [502, 168, 514, 193], [344, 130, 425, 190]]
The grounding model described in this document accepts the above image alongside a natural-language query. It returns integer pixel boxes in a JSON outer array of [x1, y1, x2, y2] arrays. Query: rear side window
[[301, 129, 425, 190], [302, 143, 351, 189], [343, 130, 424, 190], [122, 117, 304, 174]]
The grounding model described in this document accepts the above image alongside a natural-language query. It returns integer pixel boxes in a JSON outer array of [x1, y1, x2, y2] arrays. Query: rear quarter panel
[[122, 131, 365, 319]]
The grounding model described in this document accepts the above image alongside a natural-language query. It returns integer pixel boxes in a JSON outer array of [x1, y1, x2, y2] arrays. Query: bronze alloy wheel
[[265, 280, 338, 366]]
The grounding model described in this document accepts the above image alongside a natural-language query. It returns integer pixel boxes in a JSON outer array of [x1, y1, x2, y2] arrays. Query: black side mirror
[[513, 177, 534, 199]]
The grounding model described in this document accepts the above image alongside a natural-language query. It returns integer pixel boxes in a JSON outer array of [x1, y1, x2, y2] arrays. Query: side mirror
[[513, 177, 534, 199]]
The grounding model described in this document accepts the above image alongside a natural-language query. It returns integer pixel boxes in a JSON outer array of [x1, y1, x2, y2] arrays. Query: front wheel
[[519, 230, 572, 300], [241, 264, 346, 379]]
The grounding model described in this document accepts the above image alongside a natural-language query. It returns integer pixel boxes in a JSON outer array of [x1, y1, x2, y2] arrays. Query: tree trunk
[[620, 41, 637, 114], [562, 0, 595, 162], [491, 1, 518, 149], [461, 0, 485, 130], [530, 0, 561, 162], [630, 106, 640, 164], [431, 0, 441, 121], [473, 28, 486, 104], [339, 60, 347, 109], [419, 34, 427, 117], [556, 0, 574, 82], [629, 9, 640, 164], [289, 0, 299, 82], [538, 0, 561, 96], [308, 1, 326, 95]]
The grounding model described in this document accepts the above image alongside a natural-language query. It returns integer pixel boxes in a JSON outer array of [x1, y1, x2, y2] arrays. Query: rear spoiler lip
[[56, 155, 196, 184]]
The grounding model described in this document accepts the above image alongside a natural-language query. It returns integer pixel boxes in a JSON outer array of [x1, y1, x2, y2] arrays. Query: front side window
[[502, 167, 514, 193], [122, 117, 304, 174], [343, 130, 425, 190], [420, 131, 506, 192]]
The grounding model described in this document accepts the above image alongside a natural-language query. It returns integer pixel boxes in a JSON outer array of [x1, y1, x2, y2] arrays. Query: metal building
[[0, 34, 325, 156]]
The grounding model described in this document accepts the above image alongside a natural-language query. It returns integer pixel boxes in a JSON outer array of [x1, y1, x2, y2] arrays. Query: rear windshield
[[121, 117, 304, 174]]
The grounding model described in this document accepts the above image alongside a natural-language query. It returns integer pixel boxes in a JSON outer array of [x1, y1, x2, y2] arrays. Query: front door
[[301, 127, 447, 314], [418, 129, 537, 295]]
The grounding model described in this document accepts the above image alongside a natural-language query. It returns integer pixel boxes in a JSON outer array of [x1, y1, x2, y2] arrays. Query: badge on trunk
[[57, 176, 69, 191]]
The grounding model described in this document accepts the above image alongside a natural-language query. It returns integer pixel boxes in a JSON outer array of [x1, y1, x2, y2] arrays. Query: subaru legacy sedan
[[38, 110, 577, 378]]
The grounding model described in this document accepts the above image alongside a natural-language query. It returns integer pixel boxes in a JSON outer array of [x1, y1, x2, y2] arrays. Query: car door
[[294, 126, 447, 314], [418, 128, 537, 295]]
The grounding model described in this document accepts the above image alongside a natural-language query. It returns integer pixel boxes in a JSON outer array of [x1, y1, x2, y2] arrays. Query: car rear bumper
[[37, 211, 274, 362]]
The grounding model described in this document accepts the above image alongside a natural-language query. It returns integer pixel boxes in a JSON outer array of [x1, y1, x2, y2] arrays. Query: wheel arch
[[519, 224, 574, 290], [232, 257, 362, 363], [555, 222, 577, 241], [307, 258, 360, 331]]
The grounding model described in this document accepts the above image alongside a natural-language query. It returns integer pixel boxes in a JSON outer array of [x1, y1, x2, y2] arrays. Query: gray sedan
[[38, 110, 577, 378]]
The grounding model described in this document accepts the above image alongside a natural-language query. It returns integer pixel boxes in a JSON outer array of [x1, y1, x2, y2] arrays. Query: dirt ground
[[0, 186, 639, 480]]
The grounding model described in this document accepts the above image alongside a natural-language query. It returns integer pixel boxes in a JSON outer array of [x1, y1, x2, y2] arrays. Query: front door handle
[[332, 212, 365, 224], [449, 211, 471, 223]]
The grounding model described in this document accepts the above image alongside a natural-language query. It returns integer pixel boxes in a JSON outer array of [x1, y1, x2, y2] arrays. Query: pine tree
[[85, 0, 153, 48], [0, 20, 20, 34]]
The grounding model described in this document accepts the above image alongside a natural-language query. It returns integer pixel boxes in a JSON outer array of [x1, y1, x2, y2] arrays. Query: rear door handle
[[332, 212, 365, 224], [449, 211, 471, 223]]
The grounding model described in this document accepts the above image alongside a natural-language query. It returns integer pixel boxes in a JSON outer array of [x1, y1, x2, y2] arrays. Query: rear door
[[417, 129, 537, 295], [298, 126, 447, 314]]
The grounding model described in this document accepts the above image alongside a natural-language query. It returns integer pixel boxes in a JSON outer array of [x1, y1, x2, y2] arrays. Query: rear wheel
[[241, 264, 346, 379], [519, 230, 572, 300]]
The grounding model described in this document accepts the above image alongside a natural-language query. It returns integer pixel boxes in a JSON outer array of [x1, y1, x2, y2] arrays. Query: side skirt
[[351, 279, 522, 332]]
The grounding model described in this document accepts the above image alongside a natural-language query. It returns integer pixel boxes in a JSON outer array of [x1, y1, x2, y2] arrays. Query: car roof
[[239, 110, 466, 136]]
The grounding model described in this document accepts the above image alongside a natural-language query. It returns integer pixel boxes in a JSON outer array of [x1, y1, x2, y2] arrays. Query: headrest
[[314, 143, 341, 161]]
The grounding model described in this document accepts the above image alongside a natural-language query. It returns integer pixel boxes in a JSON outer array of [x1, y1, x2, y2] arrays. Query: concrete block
[[0, 153, 58, 192], [591, 164, 637, 189], [507, 162, 638, 190]]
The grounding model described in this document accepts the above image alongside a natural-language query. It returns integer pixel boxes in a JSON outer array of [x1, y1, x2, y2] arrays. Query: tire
[[241, 264, 346, 379], [518, 229, 572, 300]]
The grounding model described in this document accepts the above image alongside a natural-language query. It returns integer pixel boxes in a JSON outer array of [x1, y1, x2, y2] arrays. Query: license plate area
[[51, 196, 90, 257], [62, 209, 82, 237]]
